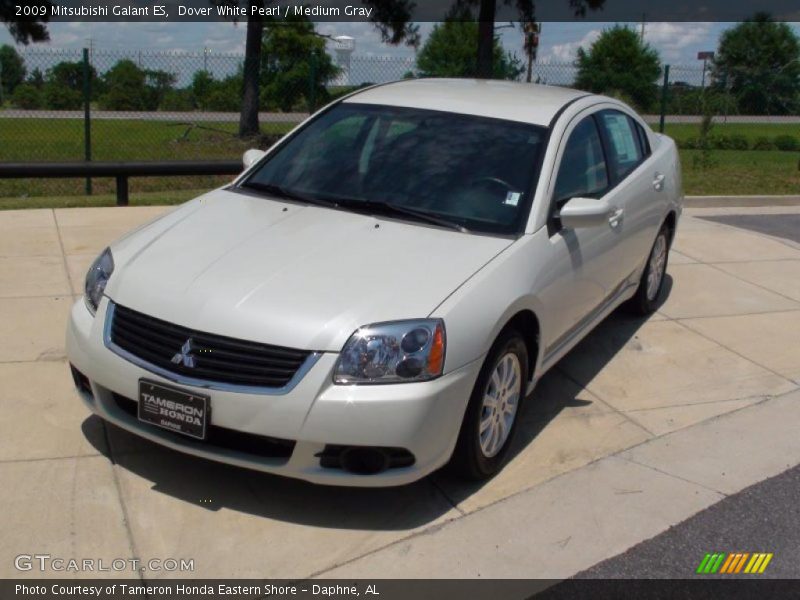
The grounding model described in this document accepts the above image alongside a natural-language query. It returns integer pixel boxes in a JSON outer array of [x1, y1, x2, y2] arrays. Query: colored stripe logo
[[696, 552, 773, 574]]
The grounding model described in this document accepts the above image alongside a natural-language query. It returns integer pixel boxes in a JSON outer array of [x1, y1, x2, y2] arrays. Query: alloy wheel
[[478, 352, 522, 458], [646, 233, 668, 301]]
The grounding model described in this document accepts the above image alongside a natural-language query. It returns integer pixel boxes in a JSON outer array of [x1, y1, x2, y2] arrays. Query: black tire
[[628, 224, 671, 316], [450, 329, 529, 481]]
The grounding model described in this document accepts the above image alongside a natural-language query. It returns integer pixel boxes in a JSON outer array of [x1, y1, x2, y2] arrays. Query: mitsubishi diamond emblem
[[171, 338, 197, 368]]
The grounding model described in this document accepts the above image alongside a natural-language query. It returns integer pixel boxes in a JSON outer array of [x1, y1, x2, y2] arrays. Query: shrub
[[43, 84, 82, 110], [204, 89, 239, 112], [10, 83, 43, 109], [773, 135, 799, 152], [728, 134, 749, 150], [707, 134, 749, 150], [678, 137, 700, 150], [160, 89, 194, 111], [752, 136, 777, 151]]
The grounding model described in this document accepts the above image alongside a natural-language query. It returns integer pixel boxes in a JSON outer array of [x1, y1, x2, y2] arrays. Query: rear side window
[[635, 120, 651, 157], [597, 110, 645, 181], [552, 116, 609, 203]]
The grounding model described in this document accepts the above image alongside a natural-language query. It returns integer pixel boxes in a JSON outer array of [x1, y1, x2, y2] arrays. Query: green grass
[[664, 123, 800, 145], [0, 118, 298, 198], [0, 118, 297, 162], [665, 123, 800, 195], [679, 149, 800, 196]]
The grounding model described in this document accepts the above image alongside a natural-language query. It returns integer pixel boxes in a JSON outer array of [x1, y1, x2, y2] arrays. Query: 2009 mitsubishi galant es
[[67, 79, 682, 486]]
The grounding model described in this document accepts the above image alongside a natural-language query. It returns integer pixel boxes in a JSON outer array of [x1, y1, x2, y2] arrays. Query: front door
[[537, 112, 624, 355]]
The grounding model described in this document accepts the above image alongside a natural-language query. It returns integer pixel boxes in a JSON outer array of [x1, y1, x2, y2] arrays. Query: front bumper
[[66, 297, 481, 486]]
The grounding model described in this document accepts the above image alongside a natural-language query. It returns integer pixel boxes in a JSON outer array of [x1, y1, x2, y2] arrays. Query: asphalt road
[[571, 463, 800, 579], [700, 214, 800, 244]]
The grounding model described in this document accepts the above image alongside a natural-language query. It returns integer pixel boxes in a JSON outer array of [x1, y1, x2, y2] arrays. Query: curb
[[319, 388, 800, 579], [685, 195, 800, 208]]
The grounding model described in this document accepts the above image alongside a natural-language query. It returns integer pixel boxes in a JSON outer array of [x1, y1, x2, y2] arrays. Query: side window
[[597, 110, 645, 180], [553, 116, 609, 203], [634, 120, 651, 157]]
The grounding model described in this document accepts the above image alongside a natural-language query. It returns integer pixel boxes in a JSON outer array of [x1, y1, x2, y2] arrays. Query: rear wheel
[[628, 224, 671, 315], [450, 330, 529, 480]]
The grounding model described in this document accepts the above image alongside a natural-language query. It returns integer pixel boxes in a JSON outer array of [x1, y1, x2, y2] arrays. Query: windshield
[[242, 102, 547, 234]]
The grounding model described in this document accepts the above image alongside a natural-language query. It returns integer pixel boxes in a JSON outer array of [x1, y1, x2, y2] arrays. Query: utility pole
[[640, 14, 646, 42]]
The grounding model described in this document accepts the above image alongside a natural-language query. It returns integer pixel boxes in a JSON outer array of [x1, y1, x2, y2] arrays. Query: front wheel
[[450, 330, 529, 480], [628, 225, 671, 315]]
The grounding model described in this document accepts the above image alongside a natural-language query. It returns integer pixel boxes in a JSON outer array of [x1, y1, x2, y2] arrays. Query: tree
[[47, 60, 94, 90], [239, 0, 264, 137], [228, 0, 604, 137], [99, 59, 149, 111], [191, 70, 215, 107], [0, 44, 25, 97], [416, 15, 523, 80], [366, 0, 604, 78], [575, 25, 662, 111], [11, 82, 41, 108], [1, 0, 50, 44], [144, 69, 177, 110], [41, 60, 96, 109], [189, 69, 242, 111], [712, 14, 800, 115], [260, 17, 338, 112], [26, 66, 43, 88]]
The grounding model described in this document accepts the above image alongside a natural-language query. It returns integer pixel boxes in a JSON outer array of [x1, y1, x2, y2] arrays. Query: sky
[[1, 20, 799, 68]]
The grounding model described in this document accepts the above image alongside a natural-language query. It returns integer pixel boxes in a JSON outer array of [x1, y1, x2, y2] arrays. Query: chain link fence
[[1, 46, 797, 198]]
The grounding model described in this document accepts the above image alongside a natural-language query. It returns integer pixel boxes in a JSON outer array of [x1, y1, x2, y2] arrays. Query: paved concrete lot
[[0, 204, 798, 579]]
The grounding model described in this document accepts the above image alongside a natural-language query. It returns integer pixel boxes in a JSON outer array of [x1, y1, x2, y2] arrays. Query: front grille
[[109, 303, 311, 389], [112, 394, 295, 459]]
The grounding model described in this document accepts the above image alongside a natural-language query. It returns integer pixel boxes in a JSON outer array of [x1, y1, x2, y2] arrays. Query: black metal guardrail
[[0, 160, 243, 206]]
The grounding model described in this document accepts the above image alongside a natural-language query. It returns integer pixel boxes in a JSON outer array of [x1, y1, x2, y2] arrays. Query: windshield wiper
[[240, 182, 338, 209], [334, 198, 469, 233]]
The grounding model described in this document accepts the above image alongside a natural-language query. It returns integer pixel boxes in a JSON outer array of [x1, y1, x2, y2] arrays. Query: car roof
[[343, 78, 590, 127]]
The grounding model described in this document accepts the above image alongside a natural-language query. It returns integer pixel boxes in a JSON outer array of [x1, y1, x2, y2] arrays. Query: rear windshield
[[244, 102, 547, 235]]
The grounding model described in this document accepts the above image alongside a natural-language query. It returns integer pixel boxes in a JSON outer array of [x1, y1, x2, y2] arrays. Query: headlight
[[84, 247, 114, 315], [333, 319, 446, 384]]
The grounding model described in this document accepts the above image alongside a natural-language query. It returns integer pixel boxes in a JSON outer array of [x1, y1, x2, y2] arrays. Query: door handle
[[608, 207, 624, 228], [653, 173, 666, 191]]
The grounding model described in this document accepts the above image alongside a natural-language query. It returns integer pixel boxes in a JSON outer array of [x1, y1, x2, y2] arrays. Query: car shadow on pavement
[[81, 275, 672, 527], [433, 274, 673, 502], [82, 416, 455, 530]]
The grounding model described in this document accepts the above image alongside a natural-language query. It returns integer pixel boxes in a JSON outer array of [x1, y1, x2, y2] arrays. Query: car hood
[[106, 189, 513, 351]]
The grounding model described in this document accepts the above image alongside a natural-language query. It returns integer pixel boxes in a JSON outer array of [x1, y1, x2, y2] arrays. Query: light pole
[[697, 51, 714, 91]]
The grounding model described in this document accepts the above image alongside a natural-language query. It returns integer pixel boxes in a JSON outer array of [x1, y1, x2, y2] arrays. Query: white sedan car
[[67, 79, 682, 486]]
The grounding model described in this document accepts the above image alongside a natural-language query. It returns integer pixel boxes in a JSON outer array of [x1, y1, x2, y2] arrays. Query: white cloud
[[643, 22, 714, 62], [543, 29, 600, 63]]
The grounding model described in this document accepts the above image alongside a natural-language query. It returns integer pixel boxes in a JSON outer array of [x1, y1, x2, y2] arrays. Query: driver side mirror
[[242, 149, 266, 170], [558, 197, 612, 229]]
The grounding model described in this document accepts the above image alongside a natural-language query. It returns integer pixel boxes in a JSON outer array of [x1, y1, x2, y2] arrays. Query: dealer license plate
[[138, 379, 209, 440]]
